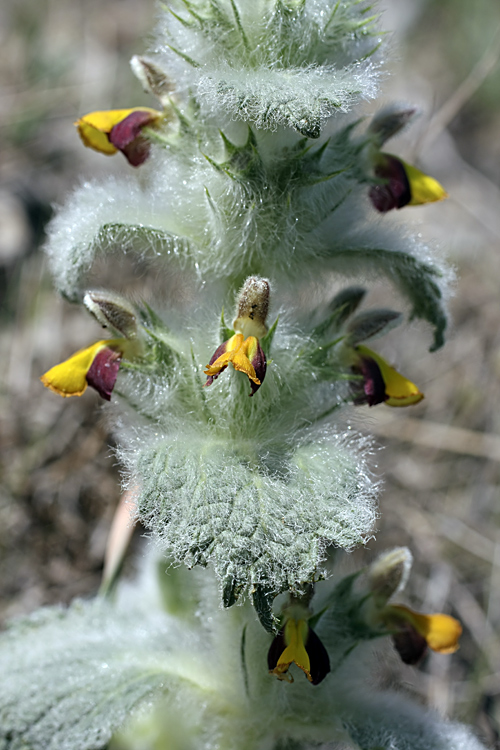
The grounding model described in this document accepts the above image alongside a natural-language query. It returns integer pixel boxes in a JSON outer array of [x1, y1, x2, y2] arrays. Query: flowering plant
[[0, 2, 487, 749]]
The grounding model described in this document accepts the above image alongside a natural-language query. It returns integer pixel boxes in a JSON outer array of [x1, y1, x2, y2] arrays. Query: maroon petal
[[392, 621, 428, 665], [109, 111, 156, 167], [305, 627, 331, 685], [249, 341, 267, 397], [267, 624, 331, 685], [119, 138, 151, 167], [109, 110, 155, 149], [369, 155, 411, 212], [86, 347, 121, 400], [267, 628, 287, 672], [352, 355, 387, 406], [204, 340, 230, 387]]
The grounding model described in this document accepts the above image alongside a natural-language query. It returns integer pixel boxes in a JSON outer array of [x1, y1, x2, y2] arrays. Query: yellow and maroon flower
[[75, 107, 163, 166], [268, 617, 330, 685], [204, 276, 270, 396], [383, 604, 462, 665], [369, 153, 447, 213], [204, 332, 266, 396], [351, 344, 423, 407], [41, 339, 127, 401]]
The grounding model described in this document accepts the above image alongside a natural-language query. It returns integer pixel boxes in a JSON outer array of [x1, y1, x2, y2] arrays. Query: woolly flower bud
[[84, 290, 138, 339], [130, 55, 175, 105], [233, 276, 269, 339], [367, 547, 412, 606]]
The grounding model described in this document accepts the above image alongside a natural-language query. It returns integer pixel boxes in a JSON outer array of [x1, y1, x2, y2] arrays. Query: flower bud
[[367, 547, 412, 606], [84, 290, 138, 339], [130, 56, 175, 104], [233, 277, 270, 339]]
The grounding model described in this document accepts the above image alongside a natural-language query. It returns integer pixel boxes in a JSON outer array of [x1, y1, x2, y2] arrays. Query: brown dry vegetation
[[1, 0, 500, 746]]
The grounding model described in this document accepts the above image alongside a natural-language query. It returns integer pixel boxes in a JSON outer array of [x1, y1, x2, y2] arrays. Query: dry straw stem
[[412, 25, 500, 158], [368, 409, 500, 462]]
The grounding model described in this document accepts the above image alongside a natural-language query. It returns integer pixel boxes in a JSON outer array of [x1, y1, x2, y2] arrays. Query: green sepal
[[219, 307, 234, 342], [313, 570, 383, 643], [165, 4, 197, 29], [138, 304, 184, 367], [166, 43, 201, 69], [139, 301, 171, 332], [323, 246, 448, 351], [312, 286, 367, 338], [260, 316, 279, 355], [207, 0, 233, 29], [228, 0, 250, 52], [346, 309, 403, 345], [167, 98, 194, 135], [215, 127, 263, 185], [311, 570, 363, 627], [178, 0, 206, 25], [308, 336, 345, 369]]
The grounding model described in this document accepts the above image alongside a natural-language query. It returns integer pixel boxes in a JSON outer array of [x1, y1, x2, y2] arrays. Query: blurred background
[[1, 0, 500, 745]]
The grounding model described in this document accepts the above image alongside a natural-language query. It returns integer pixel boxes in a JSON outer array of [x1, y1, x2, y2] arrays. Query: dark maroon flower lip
[[249, 339, 266, 396], [86, 346, 122, 400], [351, 353, 387, 407], [369, 154, 412, 213], [109, 110, 159, 166], [391, 621, 428, 665], [204, 340, 229, 387]]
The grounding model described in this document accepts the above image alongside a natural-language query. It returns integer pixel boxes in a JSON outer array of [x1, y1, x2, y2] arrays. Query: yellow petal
[[277, 619, 312, 681], [76, 121, 118, 155], [357, 345, 424, 407], [233, 336, 260, 385], [75, 108, 162, 155], [204, 333, 243, 377], [41, 339, 121, 397], [390, 604, 462, 654], [403, 161, 448, 206]]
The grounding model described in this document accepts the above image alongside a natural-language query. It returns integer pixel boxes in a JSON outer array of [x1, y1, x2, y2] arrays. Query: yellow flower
[[352, 344, 424, 407], [204, 332, 266, 396], [267, 617, 330, 685], [384, 604, 462, 664], [41, 339, 126, 400], [369, 153, 447, 212], [204, 277, 270, 396], [75, 107, 163, 166]]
